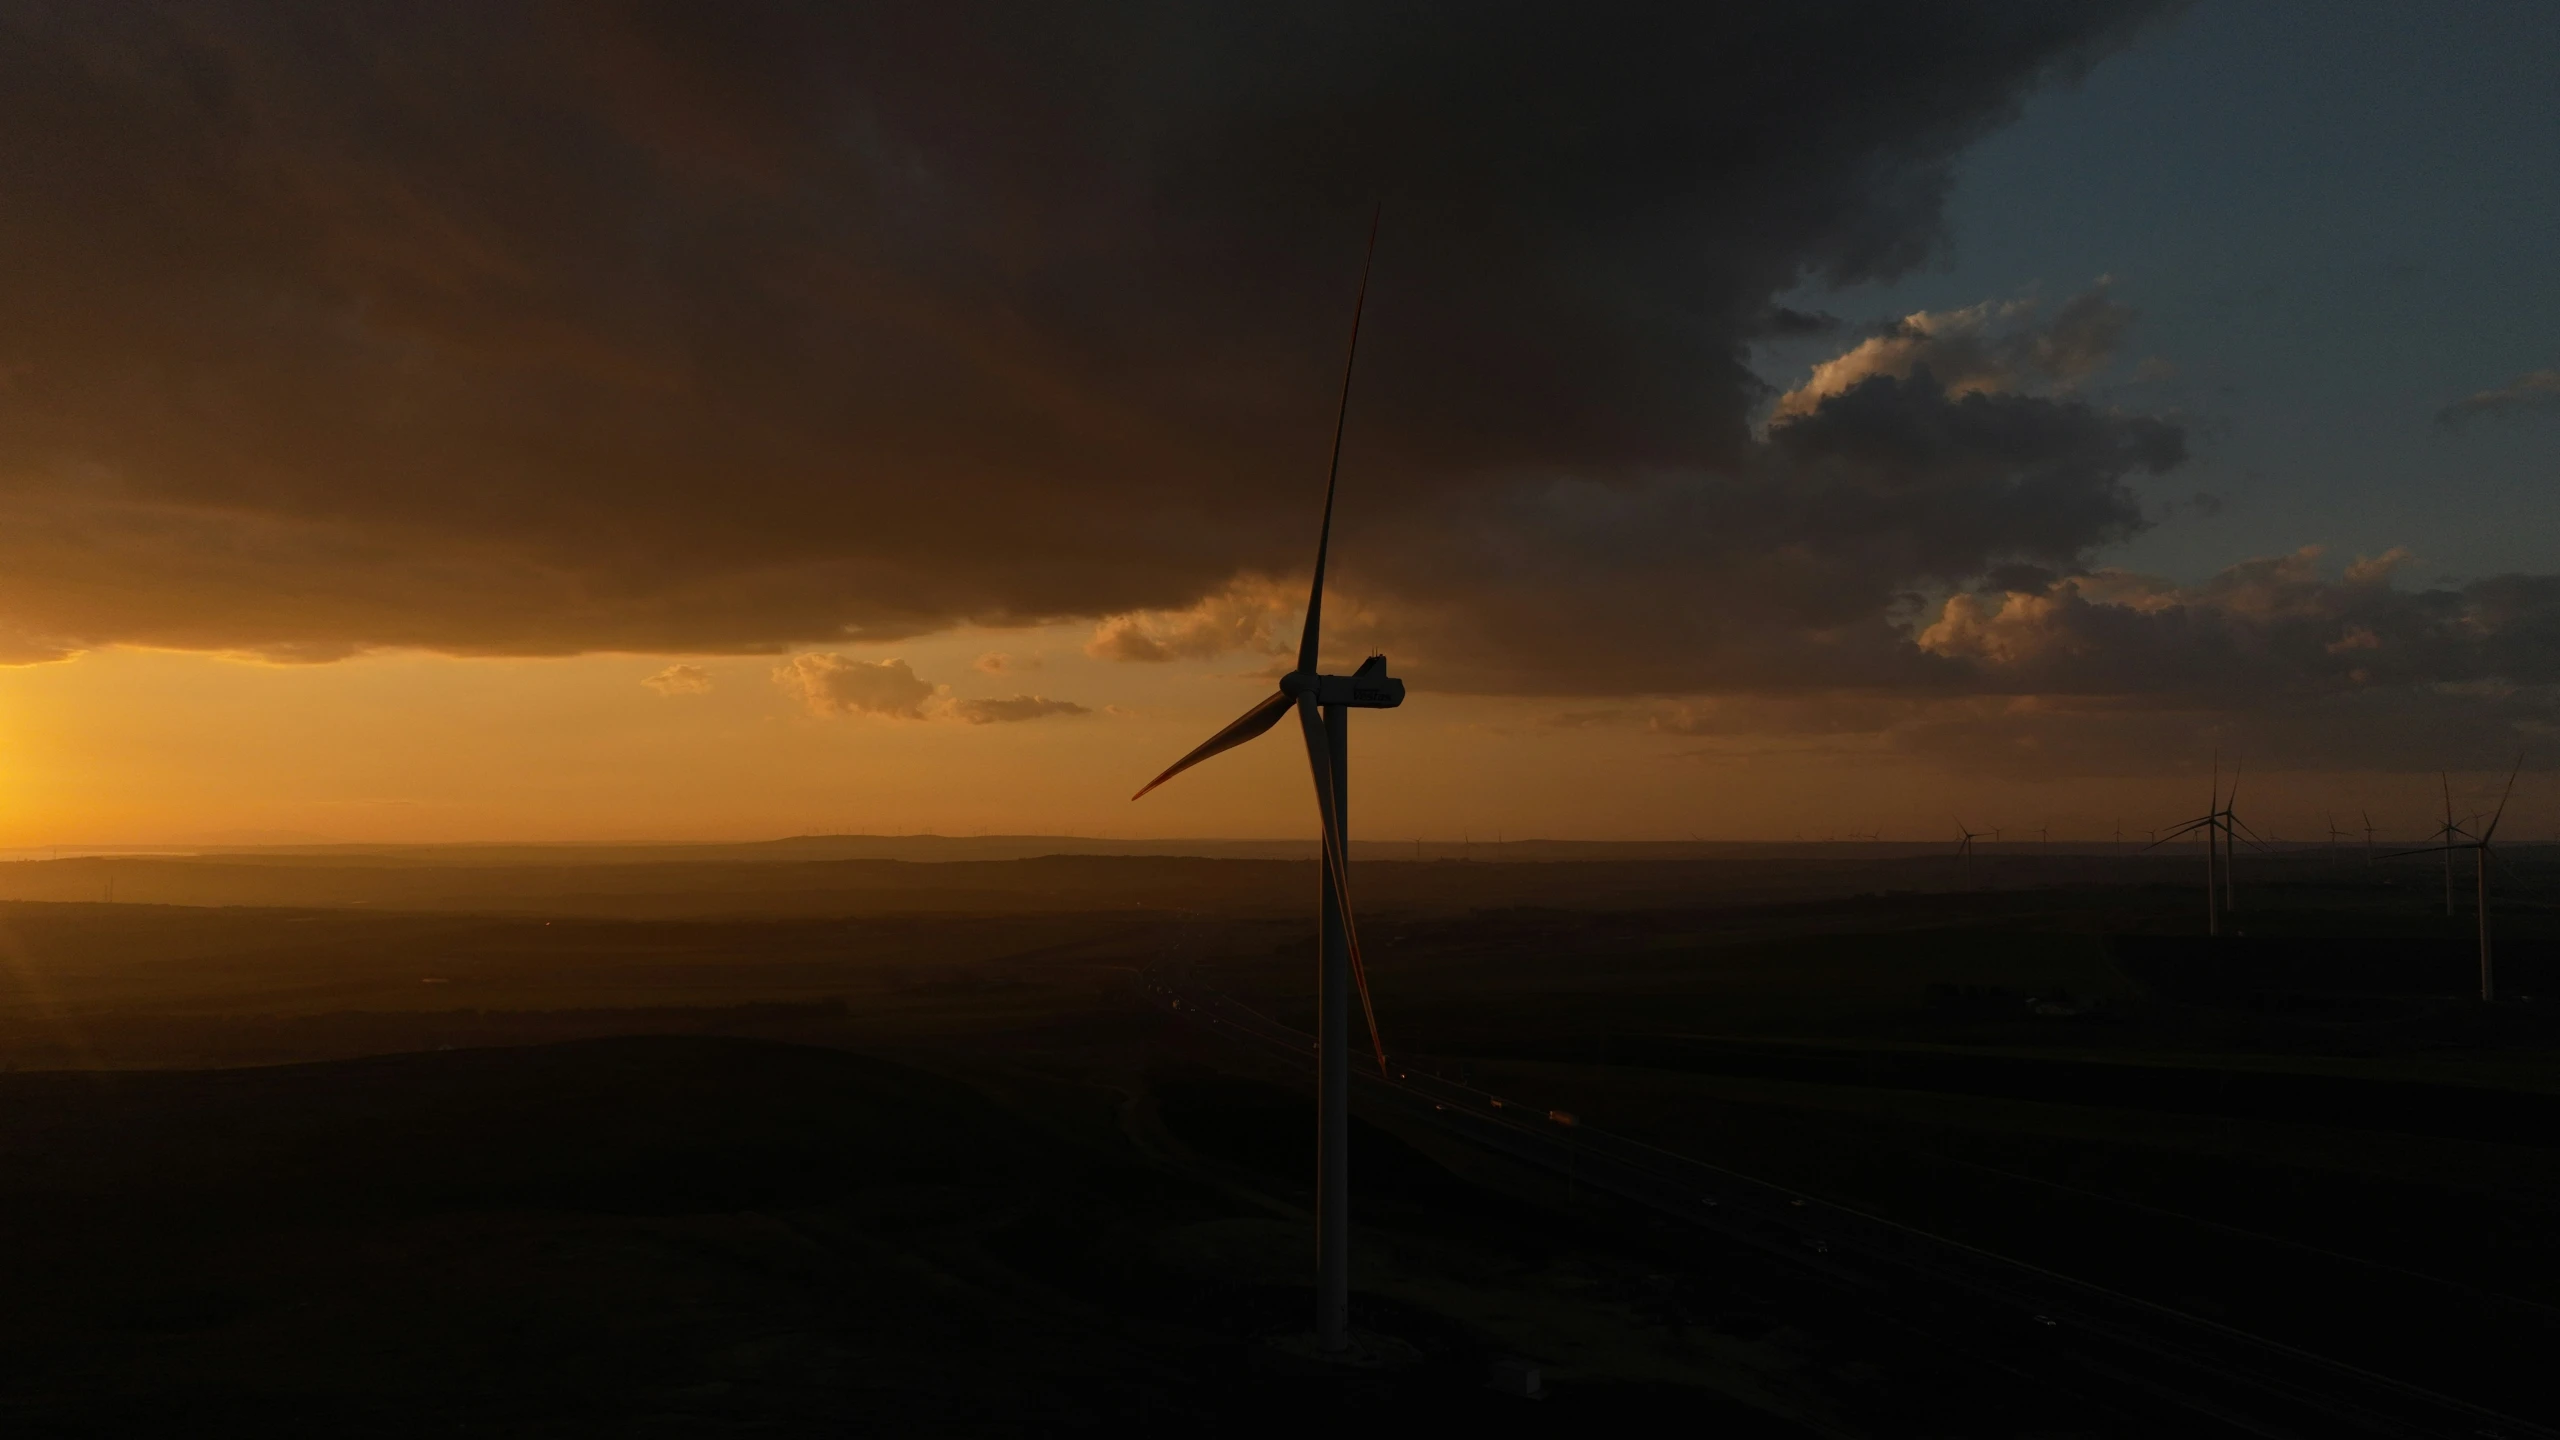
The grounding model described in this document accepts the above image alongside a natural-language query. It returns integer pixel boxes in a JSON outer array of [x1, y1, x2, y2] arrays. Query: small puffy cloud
[[642, 663, 712, 696], [772, 653, 1090, 724], [773, 654, 937, 719], [1087, 576, 1301, 664], [2344, 546, 2412, 585], [1772, 284, 2133, 420], [949, 695, 1091, 724], [1917, 587, 2095, 668], [973, 651, 1040, 675], [2437, 369, 2560, 427]]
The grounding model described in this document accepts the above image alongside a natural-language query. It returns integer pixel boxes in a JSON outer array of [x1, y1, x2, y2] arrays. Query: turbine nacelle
[[1281, 655, 1406, 709]]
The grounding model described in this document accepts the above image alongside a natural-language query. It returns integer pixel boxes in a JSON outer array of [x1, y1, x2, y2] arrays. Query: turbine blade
[[1130, 688, 1293, 801], [1297, 207, 1382, 677], [2145, 820, 2215, 850], [2482, 753, 2524, 844], [2379, 844, 2463, 860], [2225, 760, 2241, 815], [1296, 696, 1388, 1075], [2488, 846, 2549, 898]]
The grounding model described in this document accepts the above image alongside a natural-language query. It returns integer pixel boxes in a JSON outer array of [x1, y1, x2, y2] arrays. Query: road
[[1147, 973, 2554, 1439]]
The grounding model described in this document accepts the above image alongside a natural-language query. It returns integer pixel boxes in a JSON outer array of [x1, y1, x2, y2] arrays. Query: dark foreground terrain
[[0, 842, 2554, 1435]]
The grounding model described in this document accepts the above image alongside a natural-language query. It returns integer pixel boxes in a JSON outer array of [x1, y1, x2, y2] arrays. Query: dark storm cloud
[[1508, 540, 2560, 778], [0, 0, 2175, 671], [1754, 307, 1845, 338], [1882, 686, 2558, 780], [1368, 368, 2179, 693]]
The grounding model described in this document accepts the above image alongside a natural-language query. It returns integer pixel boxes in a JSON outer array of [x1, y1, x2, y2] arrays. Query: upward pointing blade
[[1298, 208, 1381, 677], [2482, 754, 2525, 845], [1130, 689, 1293, 801]]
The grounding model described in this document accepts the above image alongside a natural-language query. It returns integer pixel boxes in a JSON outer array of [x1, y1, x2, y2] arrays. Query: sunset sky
[[1, 0, 2555, 847]]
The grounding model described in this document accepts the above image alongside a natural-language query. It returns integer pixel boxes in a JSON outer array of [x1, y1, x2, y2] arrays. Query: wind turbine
[[2361, 810, 2377, 866], [2217, 762, 2272, 911], [2150, 754, 2259, 934], [2325, 814, 2352, 864], [2385, 759, 2523, 1001], [2423, 774, 2472, 917], [2150, 759, 2223, 935], [1130, 218, 1401, 1357], [1952, 820, 1984, 863]]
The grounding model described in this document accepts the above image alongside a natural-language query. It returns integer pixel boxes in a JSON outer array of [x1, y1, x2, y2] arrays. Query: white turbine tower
[[1131, 219, 1400, 1357]]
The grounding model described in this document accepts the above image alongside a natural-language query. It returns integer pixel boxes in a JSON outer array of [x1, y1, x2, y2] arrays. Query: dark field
[[1, 842, 2555, 1435]]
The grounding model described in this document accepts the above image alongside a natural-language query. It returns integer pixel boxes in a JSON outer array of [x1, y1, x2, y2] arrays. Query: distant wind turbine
[[1952, 820, 1984, 863], [1130, 215, 1401, 1356], [2150, 754, 2264, 934], [2386, 758, 2524, 1001], [2424, 774, 2472, 916], [2217, 761, 2273, 911], [2150, 758, 2225, 935]]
